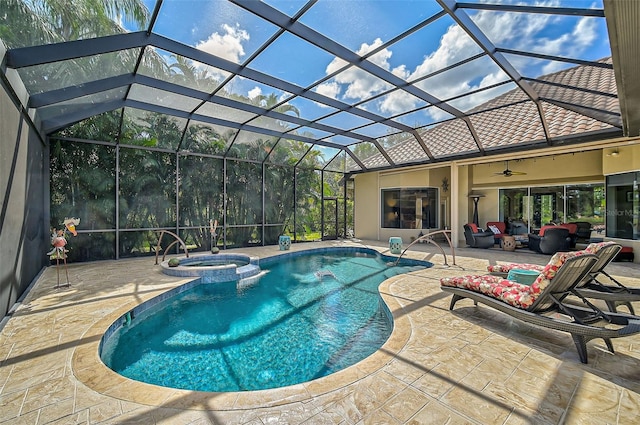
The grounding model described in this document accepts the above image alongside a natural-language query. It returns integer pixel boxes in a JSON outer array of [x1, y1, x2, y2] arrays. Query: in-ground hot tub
[[161, 253, 261, 283]]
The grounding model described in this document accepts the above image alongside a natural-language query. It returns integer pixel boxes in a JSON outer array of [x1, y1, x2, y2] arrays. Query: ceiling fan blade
[[492, 161, 527, 177]]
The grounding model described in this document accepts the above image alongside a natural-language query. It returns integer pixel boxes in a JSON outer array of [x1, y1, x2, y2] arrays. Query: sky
[[131, 0, 611, 145]]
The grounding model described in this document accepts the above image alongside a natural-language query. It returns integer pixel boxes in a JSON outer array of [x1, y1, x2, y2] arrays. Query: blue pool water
[[100, 248, 431, 392]]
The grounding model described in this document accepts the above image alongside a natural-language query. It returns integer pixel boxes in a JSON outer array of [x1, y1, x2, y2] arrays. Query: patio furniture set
[[464, 221, 596, 255]]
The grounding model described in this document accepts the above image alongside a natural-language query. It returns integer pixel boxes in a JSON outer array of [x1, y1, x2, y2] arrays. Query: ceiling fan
[[494, 161, 527, 177]]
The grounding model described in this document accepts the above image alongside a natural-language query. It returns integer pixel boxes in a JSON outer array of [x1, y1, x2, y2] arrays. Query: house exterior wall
[[0, 78, 48, 321], [353, 147, 639, 260], [472, 151, 603, 187], [602, 145, 640, 175], [353, 172, 379, 240], [354, 166, 454, 244], [469, 150, 603, 230]]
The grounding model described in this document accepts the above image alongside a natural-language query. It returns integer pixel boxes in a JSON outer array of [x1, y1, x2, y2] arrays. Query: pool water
[[100, 249, 429, 392]]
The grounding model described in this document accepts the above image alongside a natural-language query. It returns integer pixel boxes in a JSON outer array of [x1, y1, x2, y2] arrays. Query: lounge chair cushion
[[487, 262, 544, 274], [442, 251, 582, 309], [584, 240, 617, 254], [486, 242, 617, 275]]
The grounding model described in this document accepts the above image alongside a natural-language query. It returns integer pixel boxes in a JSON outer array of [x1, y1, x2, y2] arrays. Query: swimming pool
[[100, 247, 431, 392]]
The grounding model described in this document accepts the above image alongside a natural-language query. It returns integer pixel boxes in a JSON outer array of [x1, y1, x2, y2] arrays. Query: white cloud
[[315, 81, 341, 102], [316, 1, 601, 121], [427, 107, 455, 123], [195, 23, 249, 63], [538, 17, 598, 74], [321, 39, 396, 102], [403, 5, 597, 117], [410, 24, 484, 83], [247, 86, 262, 99], [379, 91, 418, 116]]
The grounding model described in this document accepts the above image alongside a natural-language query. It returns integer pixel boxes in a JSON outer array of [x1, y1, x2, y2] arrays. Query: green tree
[[178, 154, 225, 251], [118, 148, 176, 256], [49, 140, 116, 260], [2, 0, 163, 97], [1, 0, 149, 48]]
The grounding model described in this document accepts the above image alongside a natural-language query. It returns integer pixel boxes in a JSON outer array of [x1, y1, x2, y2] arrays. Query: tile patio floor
[[1, 240, 639, 424]]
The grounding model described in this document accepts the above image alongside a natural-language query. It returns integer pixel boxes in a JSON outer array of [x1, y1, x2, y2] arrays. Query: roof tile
[[358, 58, 618, 170]]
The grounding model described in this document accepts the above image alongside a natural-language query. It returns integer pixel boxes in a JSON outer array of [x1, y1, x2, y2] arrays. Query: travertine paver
[[0, 240, 639, 424]]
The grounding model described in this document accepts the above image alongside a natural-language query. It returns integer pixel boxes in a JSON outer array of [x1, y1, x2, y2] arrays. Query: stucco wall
[[354, 166, 453, 243], [472, 151, 603, 186], [353, 172, 379, 240], [353, 146, 639, 258], [602, 144, 640, 175], [469, 151, 605, 232], [0, 78, 48, 321]]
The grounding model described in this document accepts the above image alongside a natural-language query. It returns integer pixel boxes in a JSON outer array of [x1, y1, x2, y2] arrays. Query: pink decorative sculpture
[[47, 217, 80, 288], [210, 219, 219, 253]]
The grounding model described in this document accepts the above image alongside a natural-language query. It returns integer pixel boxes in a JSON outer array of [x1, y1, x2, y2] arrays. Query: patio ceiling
[[1, 0, 637, 173]]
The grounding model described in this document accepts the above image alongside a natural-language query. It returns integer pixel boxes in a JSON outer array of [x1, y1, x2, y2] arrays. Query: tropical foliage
[[1, 0, 149, 48]]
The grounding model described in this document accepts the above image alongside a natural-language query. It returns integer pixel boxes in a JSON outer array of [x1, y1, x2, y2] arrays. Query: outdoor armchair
[[508, 220, 528, 235], [463, 223, 495, 249], [486, 221, 506, 245], [528, 225, 571, 254], [557, 223, 578, 248], [571, 221, 592, 240]]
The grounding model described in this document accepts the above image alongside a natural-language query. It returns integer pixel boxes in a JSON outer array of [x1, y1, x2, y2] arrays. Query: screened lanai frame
[[0, 0, 627, 260]]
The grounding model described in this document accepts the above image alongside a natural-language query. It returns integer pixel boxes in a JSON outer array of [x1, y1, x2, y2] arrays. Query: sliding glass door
[[500, 183, 604, 235], [529, 186, 564, 229], [606, 173, 639, 240]]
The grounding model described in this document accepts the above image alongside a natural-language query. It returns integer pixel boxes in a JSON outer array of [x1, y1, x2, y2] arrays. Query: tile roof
[[354, 58, 619, 171]]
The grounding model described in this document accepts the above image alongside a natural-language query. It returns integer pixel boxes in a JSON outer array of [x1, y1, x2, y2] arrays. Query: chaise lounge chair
[[440, 251, 640, 363], [487, 241, 640, 314]]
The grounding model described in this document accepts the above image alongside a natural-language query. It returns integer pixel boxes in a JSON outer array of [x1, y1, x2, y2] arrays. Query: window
[[606, 173, 639, 240], [382, 188, 438, 229], [529, 186, 564, 228], [566, 183, 605, 230], [500, 188, 528, 225]]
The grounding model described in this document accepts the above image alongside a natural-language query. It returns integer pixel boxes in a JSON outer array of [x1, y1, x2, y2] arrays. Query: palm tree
[[253, 93, 300, 118], [3, 0, 157, 101], [49, 140, 117, 261], [1, 0, 149, 48], [168, 54, 221, 93]]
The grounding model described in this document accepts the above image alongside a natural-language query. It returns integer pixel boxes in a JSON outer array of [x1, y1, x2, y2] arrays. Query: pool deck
[[1, 239, 639, 424]]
